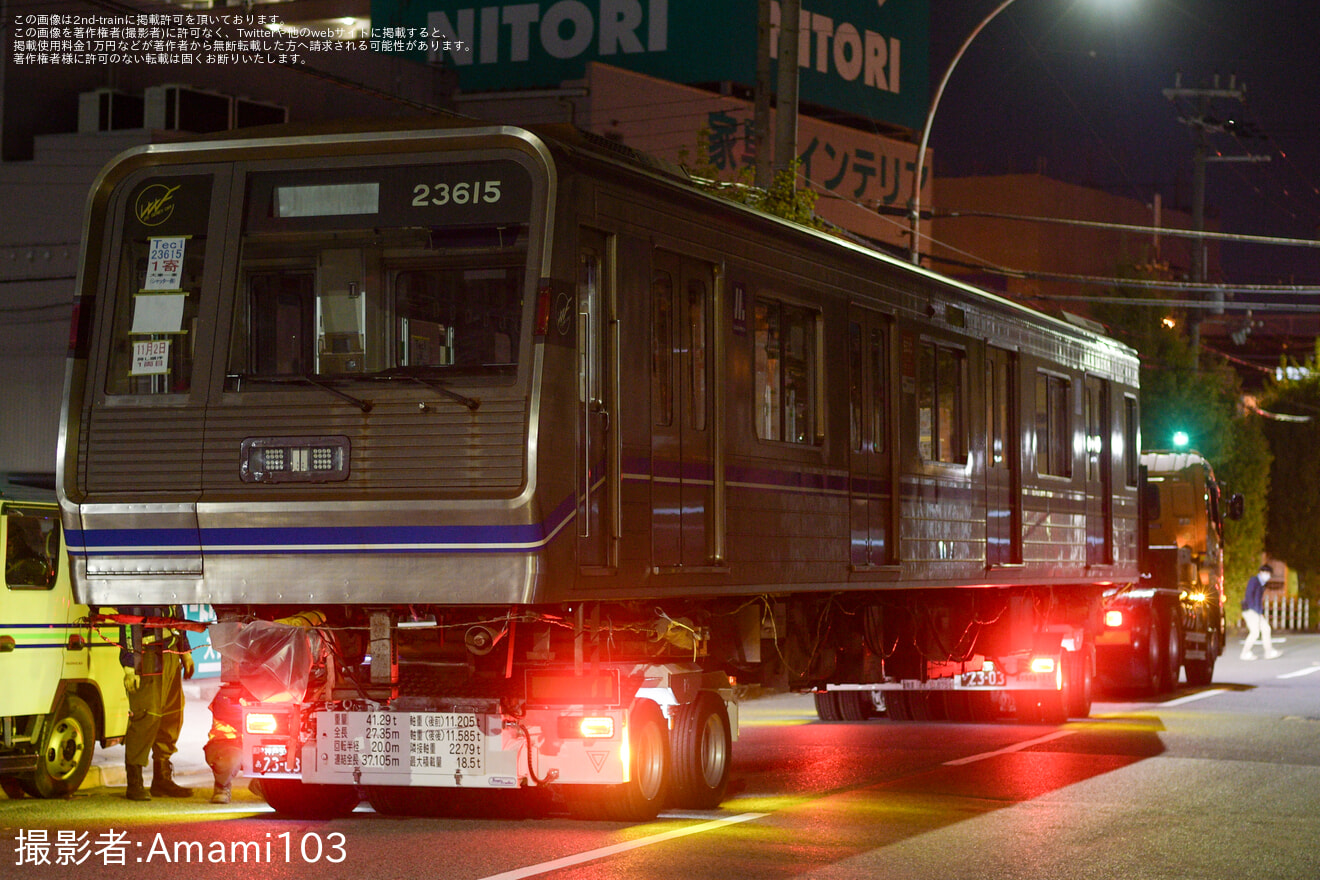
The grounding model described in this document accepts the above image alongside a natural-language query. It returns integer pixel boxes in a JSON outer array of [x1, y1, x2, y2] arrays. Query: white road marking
[[943, 730, 1076, 766], [1277, 666, 1320, 680], [476, 812, 768, 880], [1159, 688, 1229, 707]]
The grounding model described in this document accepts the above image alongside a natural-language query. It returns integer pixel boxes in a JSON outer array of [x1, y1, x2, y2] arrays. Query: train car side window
[[105, 174, 212, 396], [918, 341, 965, 463], [1035, 371, 1073, 477], [652, 271, 674, 428], [754, 298, 819, 445], [1124, 394, 1140, 487], [688, 278, 709, 432], [848, 320, 887, 454]]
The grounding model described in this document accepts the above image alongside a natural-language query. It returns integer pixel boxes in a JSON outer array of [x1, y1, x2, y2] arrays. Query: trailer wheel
[[836, 691, 876, 721], [885, 691, 913, 721], [669, 692, 732, 810], [259, 778, 359, 818], [1064, 647, 1094, 719], [813, 691, 843, 721], [569, 699, 670, 821], [23, 695, 95, 798]]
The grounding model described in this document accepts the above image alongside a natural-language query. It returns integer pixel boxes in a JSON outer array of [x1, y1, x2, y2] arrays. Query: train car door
[[847, 307, 895, 567], [650, 252, 717, 569], [985, 347, 1022, 566], [577, 232, 616, 570], [1084, 375, 1113, 565]]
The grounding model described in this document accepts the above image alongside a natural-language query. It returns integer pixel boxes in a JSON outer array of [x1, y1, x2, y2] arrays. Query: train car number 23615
[[412, 180, 503, 207]]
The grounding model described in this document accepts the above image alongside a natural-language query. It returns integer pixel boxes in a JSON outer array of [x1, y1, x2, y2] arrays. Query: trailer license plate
[[959, 670, 1007, 688], [251, 744, 300, 775]]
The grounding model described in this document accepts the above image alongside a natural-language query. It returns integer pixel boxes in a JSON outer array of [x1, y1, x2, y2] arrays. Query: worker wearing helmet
[[120, 605, 195, 800]]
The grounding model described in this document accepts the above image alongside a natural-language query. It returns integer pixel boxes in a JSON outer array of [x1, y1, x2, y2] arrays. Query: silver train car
[[59, 122, 1141, 817]]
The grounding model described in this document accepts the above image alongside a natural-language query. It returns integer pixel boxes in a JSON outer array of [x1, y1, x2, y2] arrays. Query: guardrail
[[1264, 596, 1312, 632]]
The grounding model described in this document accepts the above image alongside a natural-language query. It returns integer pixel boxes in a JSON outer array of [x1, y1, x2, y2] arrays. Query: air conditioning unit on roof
[[144, 84, 232, 133], [77, 89, 145, 133]]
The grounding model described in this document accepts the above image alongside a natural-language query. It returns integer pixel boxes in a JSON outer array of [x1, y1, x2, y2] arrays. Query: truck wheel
[[1185, 629, 1218, 686], [23, 695, 95, 798], [259, 778, 359, 818], [1141, 612, 1169, 695], [813, 691, 843, 721], [669, 692, 732, 809], [1163, 617, 1185, 690]]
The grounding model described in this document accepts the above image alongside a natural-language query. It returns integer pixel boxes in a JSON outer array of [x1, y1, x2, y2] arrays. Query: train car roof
[[95, 117, 1137, 365]]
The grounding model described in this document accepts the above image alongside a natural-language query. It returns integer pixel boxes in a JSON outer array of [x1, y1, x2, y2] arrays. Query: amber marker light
[[245, 713, 280, 735]]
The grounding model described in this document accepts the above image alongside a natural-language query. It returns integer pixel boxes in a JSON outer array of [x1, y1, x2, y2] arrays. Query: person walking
[[120, 605, 196, 800], [1241, 565, 1282, 661]]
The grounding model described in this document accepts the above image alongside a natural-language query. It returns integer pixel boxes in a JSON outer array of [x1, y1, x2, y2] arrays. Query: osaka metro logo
[[135, 184, 182, 227]]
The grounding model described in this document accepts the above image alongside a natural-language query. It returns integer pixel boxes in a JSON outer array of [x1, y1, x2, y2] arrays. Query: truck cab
[[1096, 451, 1242, 692], [1, 476, 129, 798]]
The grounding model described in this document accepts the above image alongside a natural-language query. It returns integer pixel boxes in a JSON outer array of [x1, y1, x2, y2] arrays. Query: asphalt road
[[4, 633, 1319, 880]]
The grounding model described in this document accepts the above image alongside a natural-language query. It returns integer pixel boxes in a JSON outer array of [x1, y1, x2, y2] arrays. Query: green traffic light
[[1173, 430, 1190, 448]]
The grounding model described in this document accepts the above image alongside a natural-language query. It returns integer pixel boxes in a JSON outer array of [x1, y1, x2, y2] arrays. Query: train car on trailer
[[59, 121, 1141, 819]]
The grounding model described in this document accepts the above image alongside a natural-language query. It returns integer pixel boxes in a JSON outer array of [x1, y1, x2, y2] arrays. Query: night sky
[[925, 0, 1320, 288]]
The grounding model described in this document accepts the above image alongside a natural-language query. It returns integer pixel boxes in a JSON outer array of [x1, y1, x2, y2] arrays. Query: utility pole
[[753, 0, 773, 188], [772, 0, 800, 178], [1164, 73, 1270, 352]]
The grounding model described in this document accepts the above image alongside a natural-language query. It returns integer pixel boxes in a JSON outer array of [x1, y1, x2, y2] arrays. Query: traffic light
[[1172, 430, 1190, 449]]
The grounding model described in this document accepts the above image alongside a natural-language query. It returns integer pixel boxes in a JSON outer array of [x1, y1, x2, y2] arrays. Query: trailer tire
[[885, 691, 913, 721], [1064, 647, 1094, 719], [668, 692, 732, 810], [569, 699, 670, 821], [812, 691, 842, 721], [836, 691, 875, 721], [259, 778, 359, 819], [23, 695, 95, 798]]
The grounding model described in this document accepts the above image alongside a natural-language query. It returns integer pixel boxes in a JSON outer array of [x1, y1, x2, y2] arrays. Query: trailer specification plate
[[320, 711, 485, 775]]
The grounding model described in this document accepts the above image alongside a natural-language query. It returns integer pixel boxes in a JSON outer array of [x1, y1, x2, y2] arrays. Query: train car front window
[[226, 161, 533, 388], [104, 174, 212, 396]]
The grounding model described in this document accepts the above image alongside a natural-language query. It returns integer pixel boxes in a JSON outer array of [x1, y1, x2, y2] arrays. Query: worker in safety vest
[[204, 685, 244, 804], [119, 605, 194, 800]]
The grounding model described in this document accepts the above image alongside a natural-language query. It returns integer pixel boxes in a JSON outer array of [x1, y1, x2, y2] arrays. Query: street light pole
[[909, 0, 1021, 265]]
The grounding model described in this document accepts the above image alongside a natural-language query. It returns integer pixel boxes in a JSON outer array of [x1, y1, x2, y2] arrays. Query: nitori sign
[[428, 0, 668, 64], [372, 0, 930, 130]]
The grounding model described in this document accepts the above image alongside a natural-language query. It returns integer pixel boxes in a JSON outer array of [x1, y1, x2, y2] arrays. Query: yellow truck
[[1, 476, 129, 797]]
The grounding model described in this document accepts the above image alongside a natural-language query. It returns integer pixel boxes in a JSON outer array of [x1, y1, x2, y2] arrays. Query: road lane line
[[1160, 688, 1229, 707], [476, 812, 768, 880], [943, 730, 1076, 766], [1277, 666, 1320, 679]]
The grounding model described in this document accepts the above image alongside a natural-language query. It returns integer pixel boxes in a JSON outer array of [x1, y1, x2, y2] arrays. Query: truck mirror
[[1228, 494, 1244, 521]]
